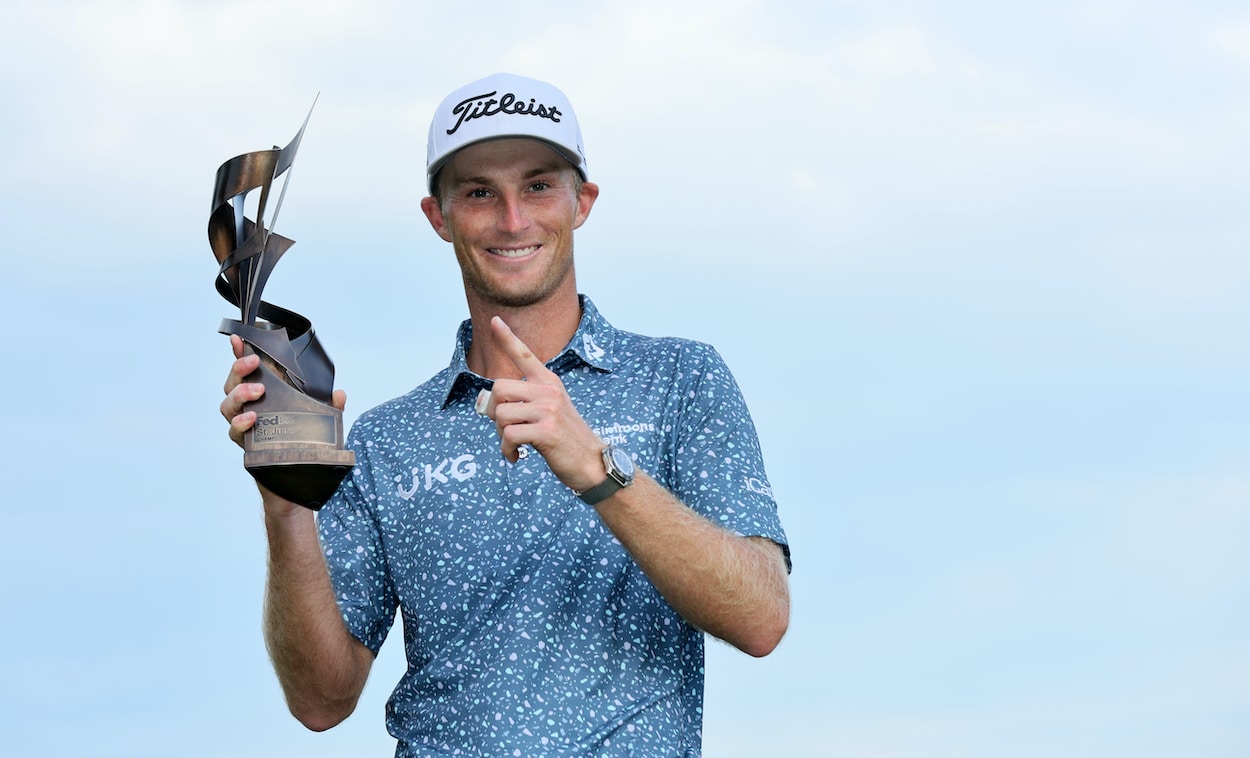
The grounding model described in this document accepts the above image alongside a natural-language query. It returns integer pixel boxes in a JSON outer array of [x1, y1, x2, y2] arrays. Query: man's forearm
[[591, 474, 790, 657], [262, 501, 373, 731]]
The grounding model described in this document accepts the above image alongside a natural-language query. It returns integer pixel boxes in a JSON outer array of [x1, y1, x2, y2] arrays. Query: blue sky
[[1, 1, 1247, 755]]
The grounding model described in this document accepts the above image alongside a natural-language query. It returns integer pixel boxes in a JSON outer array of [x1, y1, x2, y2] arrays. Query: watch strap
[[577, 476, 624, 506], [576, 445, 634, 506]]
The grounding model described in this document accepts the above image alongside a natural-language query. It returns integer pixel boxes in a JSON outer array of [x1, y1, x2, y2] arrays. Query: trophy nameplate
[[207, 101, 354, 509]]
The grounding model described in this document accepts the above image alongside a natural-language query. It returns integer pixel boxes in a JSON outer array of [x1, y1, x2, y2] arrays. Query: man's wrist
[[575, 445, 636, 505]]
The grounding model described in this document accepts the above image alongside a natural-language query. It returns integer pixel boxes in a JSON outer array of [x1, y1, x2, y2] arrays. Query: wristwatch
[[576, 445, 636, 505]]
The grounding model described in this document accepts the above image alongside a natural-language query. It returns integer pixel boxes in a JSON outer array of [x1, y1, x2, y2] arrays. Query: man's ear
[[573, 181, 600, 230], [421, 196, 453, 242]]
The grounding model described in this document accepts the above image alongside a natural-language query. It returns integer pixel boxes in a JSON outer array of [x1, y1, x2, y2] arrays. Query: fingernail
[[475, 389, 491, 415]]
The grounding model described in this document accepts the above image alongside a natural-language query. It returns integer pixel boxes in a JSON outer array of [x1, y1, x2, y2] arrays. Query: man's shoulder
[[606, 322, 714, 356], [582, 297, 721, 366], [608, 327, 728, 375]]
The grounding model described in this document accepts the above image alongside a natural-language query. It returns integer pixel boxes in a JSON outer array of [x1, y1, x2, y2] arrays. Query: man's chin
[[466, 283, 553, 310], [464, 273, 574, 310]]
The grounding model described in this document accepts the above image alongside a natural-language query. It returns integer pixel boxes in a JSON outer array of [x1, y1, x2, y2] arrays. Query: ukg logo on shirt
[[397, 453, 480, 499]]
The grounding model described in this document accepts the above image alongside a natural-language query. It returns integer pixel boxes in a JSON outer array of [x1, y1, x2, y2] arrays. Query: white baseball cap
[[426, 73, 588, 195]]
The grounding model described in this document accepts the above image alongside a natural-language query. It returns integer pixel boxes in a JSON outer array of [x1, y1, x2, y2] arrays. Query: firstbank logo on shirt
[[397, 454, 479, 499], [592, 421, 655, 446]]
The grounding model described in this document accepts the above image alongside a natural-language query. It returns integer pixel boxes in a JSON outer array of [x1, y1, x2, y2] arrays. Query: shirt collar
[[439, 295, 619, 408]]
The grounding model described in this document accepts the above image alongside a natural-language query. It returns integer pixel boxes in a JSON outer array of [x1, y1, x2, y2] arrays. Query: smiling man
[[221, 73, 791, 757]]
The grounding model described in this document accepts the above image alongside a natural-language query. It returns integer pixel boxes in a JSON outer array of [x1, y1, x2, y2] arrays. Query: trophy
[[208, 101, 354, 509]]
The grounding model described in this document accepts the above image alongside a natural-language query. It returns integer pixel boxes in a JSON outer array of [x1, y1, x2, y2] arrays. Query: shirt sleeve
[[317, 436, 399, 654], [669, 344, 791, 571]]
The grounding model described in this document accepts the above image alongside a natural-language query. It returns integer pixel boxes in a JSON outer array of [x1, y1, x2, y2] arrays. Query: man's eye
[[469, 188, 492, 199], [528, 181, 550, 192]]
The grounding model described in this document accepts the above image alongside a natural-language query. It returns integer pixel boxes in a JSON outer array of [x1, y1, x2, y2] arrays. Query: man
[[221, 73, 791, 756]]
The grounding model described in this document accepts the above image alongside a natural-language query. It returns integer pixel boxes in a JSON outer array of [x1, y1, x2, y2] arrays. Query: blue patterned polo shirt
[[318, 296, 789, 757]]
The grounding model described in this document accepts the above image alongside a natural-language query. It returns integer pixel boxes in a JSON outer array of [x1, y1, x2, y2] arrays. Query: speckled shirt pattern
[[318, 297, 789, 757]]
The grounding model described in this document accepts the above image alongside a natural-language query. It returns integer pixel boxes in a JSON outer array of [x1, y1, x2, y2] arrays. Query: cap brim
[[426, 136, 586, 195]]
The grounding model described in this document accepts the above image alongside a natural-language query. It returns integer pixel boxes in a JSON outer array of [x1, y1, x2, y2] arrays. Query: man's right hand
[[220, 334, 348, 447], [221, 334, 268, 449], [219, 334, 347, 511]]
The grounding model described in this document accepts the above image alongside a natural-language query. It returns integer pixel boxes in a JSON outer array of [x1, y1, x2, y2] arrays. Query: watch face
[[608, 446, 635, 478]]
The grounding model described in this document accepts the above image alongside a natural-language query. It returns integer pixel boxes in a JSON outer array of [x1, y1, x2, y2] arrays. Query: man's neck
[[464, 293, 582, 380]]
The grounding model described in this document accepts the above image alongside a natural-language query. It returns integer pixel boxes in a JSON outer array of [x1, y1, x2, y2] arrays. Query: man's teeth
[[489, 245, 539, 258]]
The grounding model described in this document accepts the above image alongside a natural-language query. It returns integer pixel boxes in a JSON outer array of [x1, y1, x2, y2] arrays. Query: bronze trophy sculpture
[[208, 103, 354, 509]]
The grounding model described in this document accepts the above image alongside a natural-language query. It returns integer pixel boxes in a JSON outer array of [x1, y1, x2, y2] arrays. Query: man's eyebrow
[[451, 164, 567, 189], [522, 163, 565, 179]]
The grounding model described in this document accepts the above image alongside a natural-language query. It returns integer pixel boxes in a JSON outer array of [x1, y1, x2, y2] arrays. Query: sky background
[[2, 1, 1247, 755]]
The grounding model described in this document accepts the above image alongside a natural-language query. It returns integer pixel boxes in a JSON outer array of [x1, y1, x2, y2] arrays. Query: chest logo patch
[[397, 453, 480, 499]]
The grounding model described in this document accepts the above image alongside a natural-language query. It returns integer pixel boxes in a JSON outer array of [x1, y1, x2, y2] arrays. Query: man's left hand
[[476, 316, 606, 493]]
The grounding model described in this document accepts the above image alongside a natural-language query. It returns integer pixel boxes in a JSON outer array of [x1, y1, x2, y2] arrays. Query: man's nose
[[497, 192, 530, 233]]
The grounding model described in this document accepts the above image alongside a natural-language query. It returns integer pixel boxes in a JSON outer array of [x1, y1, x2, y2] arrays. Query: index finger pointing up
[[490, 316, 550, 379]]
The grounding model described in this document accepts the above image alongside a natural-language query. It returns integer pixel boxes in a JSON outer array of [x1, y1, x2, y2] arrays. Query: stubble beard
[[460, 249, 576, 309]]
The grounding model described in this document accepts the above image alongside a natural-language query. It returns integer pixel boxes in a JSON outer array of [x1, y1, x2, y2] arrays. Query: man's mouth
[[488, 245, 540, 258]]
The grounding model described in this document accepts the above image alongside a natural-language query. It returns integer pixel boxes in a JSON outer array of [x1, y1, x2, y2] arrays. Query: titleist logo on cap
[[446, 90, 563, 135]]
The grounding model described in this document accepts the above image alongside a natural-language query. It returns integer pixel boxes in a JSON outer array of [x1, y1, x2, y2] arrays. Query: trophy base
[[243, 354, 355, 510], [245, 450, 356, 510]]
